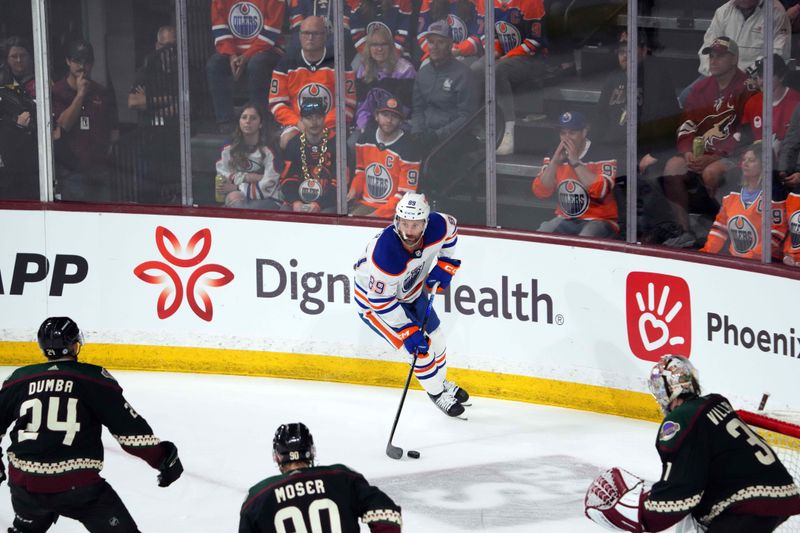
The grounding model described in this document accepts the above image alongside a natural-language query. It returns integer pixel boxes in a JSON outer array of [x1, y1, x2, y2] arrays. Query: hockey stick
[[386, 282, 440, 460]]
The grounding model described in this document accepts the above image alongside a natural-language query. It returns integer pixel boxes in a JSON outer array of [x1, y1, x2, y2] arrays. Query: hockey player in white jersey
[[354, 192, 469, 417]]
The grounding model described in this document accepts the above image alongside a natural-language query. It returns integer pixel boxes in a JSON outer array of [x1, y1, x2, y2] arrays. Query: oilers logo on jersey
[[790, 210, 800, 249], [298, 84, 332, 113], [496, 21, 521, 52], [729, 215, 758, 254], [557, 179, 589, 218], [228, 2, 263, 40], [299, 179, 322, 202], [402, 264, 425, 292], [366, 163, 393, 200], [446, 14, 468, 43]]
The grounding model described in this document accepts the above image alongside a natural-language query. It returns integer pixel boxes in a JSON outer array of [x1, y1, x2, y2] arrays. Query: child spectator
[[215, 103, 284, 209], [280, 100, 338, 213], [207, 0, 285, 132], [349, 93, 420, 217], [354, 24, 416, 132], [700, 142, 787, 260]]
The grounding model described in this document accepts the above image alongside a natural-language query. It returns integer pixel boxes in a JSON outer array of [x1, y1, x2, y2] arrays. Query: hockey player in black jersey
[[239, 422, 402, 533], [585, 355, 800, 533], [0, 317, 183, 533]]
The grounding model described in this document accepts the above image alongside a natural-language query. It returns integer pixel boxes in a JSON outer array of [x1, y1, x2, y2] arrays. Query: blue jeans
[[206, 51, 280, 123], [538, 217, 617, 238]]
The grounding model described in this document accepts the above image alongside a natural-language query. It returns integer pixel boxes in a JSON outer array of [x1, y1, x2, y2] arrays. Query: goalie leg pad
[[585, 467, 648, 533]]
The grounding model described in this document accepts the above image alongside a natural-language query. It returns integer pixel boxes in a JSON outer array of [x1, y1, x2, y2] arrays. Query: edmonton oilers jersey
[[701, 190, 787, 260], [493, 0, 545, 55], [354, 212, 458, 330], [784, 192, 800, 262]]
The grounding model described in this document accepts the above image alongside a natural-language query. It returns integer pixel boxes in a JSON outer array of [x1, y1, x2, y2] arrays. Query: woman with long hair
[[215, 102, 284, 209], [700, 142, 787, 260], [354, 24, 415, 131]]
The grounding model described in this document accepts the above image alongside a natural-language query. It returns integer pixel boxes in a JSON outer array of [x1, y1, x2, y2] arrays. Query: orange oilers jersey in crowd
[[677, 69, 757, 157], [741, 87, 800, 148], [353, 212, 458, 337], [269, 52, 356, 129], [783, 192, 800, 262], [351, 127, 420, 218], [490, 0, 546, 58], [701, 190, 787, 260], [211, 0, 285, 57], [531, 143, 618, 225]]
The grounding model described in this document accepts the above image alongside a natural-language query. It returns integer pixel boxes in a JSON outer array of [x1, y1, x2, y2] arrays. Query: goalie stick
[[385, 282, 439, 460]]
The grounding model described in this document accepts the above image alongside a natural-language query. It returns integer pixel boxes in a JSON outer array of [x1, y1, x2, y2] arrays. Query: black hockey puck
[[407, 450, 421, 459]]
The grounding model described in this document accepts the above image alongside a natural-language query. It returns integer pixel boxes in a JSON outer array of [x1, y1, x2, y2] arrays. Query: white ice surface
[[0, 368, 677, 532]]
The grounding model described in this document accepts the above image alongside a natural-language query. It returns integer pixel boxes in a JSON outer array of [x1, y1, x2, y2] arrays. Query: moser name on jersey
[[28, 379, 74, 396], [275, 478, 326, 503], [708, 312, 800, 358]]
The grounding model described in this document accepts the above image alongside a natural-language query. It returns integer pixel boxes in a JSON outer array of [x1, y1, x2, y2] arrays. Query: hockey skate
[[429, 390, 466, 418], [443, 379, 470, 405]]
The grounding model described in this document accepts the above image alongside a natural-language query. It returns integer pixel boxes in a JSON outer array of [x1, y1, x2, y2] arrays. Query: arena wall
[[0, 208, 796, 422]]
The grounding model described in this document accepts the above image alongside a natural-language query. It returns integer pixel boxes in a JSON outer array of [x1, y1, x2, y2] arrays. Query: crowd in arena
[[2, 0, 800, 264]]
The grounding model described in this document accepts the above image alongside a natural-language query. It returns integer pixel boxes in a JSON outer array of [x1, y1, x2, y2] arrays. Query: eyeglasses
[[300, 31, 326, 38]]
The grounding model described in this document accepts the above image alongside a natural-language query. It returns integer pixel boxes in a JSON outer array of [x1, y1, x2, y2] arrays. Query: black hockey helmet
[[273, 422, 315, 466], [37, 316, 83, 359]]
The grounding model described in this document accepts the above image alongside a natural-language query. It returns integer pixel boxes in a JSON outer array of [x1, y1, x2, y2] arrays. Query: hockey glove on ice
[[426, 258, 461, 292], [402, 328, 429, 357], [157, 441, 184, 487]]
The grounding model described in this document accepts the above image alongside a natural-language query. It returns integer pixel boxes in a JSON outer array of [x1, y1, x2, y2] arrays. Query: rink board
[[0, 209, 796, 419]]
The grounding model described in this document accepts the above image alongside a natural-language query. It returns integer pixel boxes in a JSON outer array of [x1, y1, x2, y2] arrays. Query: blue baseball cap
[[559, 111, 587, 130]]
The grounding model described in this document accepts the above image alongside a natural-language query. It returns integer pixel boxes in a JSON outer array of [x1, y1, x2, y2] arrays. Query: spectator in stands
[[662, 37, 757, 248], [52, 39, 119, 202], [350, 0, 414, 57], [0, 83, 38, 201], [700, 142, 787, 260], [354, 24, 416, 132], [531, 111, 619, 238], [270, 16, 356, 149], [215, 102, 284, 209], [280, 100, 338, 213], [417, 0, 484, 66], [207, 0, 285, 133], [0, 36, 35, 97], [287, 0, 352, 57], [777, 102, 800, 265], [594, 30, 681, 242], [349, 93, 420, 217], [490, 0, 547, 155], [680, 0, 790, 107], [740, 54, 800, 157], [128, 26, 180, 204], [410, 20, 475, 156]]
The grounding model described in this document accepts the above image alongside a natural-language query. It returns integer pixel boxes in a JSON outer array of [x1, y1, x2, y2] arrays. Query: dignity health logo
[[134, 227, 234, 321], [625, 272, 691, 362]]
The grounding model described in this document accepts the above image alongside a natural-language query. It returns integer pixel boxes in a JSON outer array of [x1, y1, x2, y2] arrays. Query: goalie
[[585, 355, 800, 532]]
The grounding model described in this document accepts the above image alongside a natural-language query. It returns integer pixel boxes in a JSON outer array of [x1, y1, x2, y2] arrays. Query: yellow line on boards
[[0, 342, 661, 422]]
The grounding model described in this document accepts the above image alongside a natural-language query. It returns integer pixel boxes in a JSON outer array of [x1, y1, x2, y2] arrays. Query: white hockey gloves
[[585, 467, 649, 532]]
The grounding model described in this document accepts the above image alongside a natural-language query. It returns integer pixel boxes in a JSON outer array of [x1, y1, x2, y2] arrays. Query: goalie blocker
[[585, 355, 800, 533]]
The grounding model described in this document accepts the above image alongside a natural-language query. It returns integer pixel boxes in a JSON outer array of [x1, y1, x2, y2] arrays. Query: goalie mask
[[394, 192, 430, 247], [37, 316, 84, 359], [648, 355, 700, 414], [273, 422, 316, 467]]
